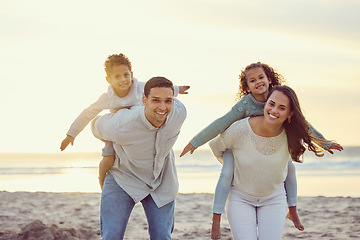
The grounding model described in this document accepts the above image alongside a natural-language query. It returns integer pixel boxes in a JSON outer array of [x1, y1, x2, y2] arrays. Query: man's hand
[[180, 143, 196, 157], [178, 86, 190, 94], [327, 142, 343, 154], [60, 135, 75, 151]]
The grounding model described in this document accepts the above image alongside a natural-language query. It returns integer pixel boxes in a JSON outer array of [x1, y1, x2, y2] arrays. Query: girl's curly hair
[[237, 62, 286, 100]]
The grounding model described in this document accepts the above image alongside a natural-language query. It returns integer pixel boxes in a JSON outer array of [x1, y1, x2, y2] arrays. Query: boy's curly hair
[[236, 62, 285, 100], [104, 53, 132, 76]]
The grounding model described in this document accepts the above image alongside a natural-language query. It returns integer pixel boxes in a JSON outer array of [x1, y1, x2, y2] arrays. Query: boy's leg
[[102, 141, 115, 156], [142, 195, 174, 240], [100, 174, 134, 240], [99, 141, 116, 190], [99, 155, 115, 190]]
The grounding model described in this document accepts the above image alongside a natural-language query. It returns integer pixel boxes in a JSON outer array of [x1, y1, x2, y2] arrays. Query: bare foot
[[287, 206, 304, 231], [211, 213, 221, 239]]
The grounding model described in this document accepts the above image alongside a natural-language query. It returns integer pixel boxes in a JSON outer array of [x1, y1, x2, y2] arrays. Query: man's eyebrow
[[150, 96, 173, 100]]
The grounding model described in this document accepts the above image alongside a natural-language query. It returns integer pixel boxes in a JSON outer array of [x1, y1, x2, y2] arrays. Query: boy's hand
[[327, 142, 343, 154], [60, 135, 75, 151], [180, 143, 196, 157], [178, 86, 190, 94]]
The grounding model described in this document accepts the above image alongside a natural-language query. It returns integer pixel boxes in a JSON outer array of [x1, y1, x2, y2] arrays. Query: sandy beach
[[0, 191, 359, 239]]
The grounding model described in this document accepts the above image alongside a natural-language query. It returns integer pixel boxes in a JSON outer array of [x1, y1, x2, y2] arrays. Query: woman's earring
[[288, 117, 291, 123]]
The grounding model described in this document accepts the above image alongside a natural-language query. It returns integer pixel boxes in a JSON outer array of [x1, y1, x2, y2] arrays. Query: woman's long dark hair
[[268, 85, 327, 162]]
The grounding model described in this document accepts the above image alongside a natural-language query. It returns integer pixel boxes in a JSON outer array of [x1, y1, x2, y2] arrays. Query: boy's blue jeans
[[100, 174, 174, 240]]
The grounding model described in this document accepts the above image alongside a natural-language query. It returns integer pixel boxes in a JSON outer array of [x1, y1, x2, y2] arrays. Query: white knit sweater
[[209, 117, 291, 198]]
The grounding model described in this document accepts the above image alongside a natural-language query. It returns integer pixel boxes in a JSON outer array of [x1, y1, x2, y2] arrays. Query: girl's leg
[[257, 184, 287, 240], [211, 149, 234, 239], [226, 187, 257, 240], [213, 148, 234, 214], [284, 161, 304, 231], [285, 161, 297, 206]]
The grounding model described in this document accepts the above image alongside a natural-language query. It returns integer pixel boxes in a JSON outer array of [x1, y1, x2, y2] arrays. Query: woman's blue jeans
[[100, 174, 174, 240]]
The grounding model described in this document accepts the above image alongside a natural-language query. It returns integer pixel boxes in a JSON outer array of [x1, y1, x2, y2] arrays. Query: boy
[[60, 53, 190, 189]]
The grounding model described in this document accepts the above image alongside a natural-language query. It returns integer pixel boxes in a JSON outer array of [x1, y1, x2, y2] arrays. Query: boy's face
[[106, 64, 133, 95], [142, 87, 174, 128]]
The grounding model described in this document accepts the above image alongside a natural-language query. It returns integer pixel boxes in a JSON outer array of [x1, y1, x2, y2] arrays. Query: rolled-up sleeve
[[91, 114, 118, 142]]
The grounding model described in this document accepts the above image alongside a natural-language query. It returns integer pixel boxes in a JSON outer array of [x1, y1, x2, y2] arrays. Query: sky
[[1, 0, 359, 153]]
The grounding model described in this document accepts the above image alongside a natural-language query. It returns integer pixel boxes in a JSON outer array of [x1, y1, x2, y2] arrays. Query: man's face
[[142, 87, 174, 128]]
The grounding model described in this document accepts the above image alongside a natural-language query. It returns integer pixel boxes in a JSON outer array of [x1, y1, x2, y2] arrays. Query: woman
[[209, 85, 326, 240]]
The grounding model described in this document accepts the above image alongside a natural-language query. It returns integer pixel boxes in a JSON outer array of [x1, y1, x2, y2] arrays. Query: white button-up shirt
[[92, 98, 186, 207]]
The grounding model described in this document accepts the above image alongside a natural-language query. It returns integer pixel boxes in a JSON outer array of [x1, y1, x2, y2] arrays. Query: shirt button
[[238, 107, 244, 112], [245, 111, 249, 115], [243, 100, 248, 104], [251, 106, 256, 110]]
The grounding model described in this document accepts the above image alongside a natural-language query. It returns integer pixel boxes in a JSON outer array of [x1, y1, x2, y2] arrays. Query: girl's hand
[[180, 143, 196, 157], [327, 143, 343, 154], [60, 135, 75, 151], [178, 86, 190, 94]]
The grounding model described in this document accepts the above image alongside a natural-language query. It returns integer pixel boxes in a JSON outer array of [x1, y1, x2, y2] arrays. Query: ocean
[[1, 147, 359, 197]]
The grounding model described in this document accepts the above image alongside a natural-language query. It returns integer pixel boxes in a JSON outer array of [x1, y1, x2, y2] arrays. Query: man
[[91, 76, 187, 239]]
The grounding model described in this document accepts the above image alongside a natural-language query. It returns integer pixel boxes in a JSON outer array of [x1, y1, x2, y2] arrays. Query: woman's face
[[264, 90, 293, 125]]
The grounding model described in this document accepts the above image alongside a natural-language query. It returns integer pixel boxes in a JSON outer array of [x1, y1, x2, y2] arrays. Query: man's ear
[[142, 95, 147, 105]]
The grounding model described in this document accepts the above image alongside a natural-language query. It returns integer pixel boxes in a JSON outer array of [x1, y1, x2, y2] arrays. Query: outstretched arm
[[61, 92, 110, 151], [308, 122, 343, 154], [180, 105, 241, 157]]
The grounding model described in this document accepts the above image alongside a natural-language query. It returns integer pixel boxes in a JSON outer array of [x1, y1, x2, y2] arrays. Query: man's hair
[[104, 53, 132, 76], [144, 77, 174, 97]]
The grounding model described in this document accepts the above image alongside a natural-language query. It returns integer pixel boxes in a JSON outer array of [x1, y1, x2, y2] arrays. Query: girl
[[180, 62, 342, 238], [209, 85, 329, 239]]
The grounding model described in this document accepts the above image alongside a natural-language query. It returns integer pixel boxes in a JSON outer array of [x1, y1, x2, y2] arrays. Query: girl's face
[[264, 90, 293, 125], [245, 67, 271, 101]]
